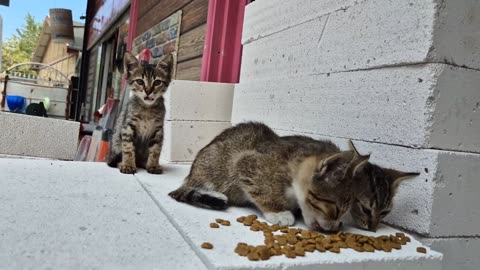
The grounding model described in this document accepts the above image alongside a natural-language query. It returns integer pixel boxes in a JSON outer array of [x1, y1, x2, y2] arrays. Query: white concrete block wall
[[165, 80, 234, 121], [161, 120, 231, 162], [161, 80, 233, 162], [0, 112, 79, 160], [233, 64, 480, 153], [241, 0, 480, 81], [235, 0, 480, 267]]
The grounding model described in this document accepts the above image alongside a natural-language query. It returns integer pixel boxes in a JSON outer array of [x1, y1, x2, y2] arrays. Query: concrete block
[[136, 164, 443, 270], [0, 159, 206, 270], [165, 80, 234, 121], [240, 0, 480, 80], [0, 112, 79, 160], [242, 0, 363, 44], [233, 64, 480, 153], [161, 120, 231, 162], [275, 129, 480, 237], [422, 237, 480, 270]]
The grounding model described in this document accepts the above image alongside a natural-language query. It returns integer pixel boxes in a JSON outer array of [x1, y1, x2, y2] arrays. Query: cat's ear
[[385, 169, 419, 188], [351, 157, 370, 177], [157, 53, 174, 74], [348, 139, 370, 176], [317, 151, 353, 175], [348, 139, 370, 160], [124, 52, 140, 79]]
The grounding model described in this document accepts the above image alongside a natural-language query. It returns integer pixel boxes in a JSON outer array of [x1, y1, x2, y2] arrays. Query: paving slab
[[0, 159, 207, 270], [136, 164, 443, 270]]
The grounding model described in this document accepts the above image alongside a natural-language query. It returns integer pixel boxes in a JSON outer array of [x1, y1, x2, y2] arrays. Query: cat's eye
[[360, 205, 371, 216], [380, 210, 390, 217], [135, 79, 144, 85], [153, 80, 163, 86]]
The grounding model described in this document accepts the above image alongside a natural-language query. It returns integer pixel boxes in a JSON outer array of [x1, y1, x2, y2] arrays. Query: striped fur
[[349, 141, 420, 231], [169, 122, 368, 232], [107, 52, 173, 174]]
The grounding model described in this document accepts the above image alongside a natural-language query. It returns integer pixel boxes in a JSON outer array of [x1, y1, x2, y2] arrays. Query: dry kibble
[[294, 245, 306, 256], [247, 251, 260, 261], [201, 242, 213, 249], [316, 243, 326, 252], [301, 230, 312, 239], [391, 242, 402, 250], [304, 244, 316, 252], [363, 243, 375, 252], [217, 216, 414, 261], [210, 222, 220, 228], [257, 246, 272, 260], [329, 246, 341, 253], [220, 220, 231, 226], [284, 250, 297, 259], [417, 247, 427, 254]]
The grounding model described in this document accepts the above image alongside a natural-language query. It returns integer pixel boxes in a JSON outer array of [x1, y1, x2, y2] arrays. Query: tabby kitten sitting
[[169, 122, 368, 232], [107, 52, 173, 174], [348, 141, 419, 231]]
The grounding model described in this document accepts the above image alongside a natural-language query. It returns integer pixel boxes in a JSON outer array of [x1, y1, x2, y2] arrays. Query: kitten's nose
[[367, 224, 377, 232]]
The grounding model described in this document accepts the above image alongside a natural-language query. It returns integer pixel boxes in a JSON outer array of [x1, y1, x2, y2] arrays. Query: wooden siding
[[136, 0, 208, 81], [38, 41, 77, 80]]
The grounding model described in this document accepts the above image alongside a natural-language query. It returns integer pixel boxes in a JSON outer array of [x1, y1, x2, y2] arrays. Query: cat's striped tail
[[168, 185, 228, 210]]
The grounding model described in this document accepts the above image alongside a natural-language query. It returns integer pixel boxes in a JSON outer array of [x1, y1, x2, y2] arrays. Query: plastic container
[[6, 95, 25, 112]]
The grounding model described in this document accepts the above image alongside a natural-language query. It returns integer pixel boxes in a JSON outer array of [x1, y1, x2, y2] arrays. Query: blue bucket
[[6, 95, 26, 112]]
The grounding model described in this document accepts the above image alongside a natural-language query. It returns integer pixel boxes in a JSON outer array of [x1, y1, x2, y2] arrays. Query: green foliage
[[2, 13, 43, 73]]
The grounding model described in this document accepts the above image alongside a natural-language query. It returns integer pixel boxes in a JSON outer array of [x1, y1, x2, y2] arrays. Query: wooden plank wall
[[136, 0, 208, 81], [38, 41, 76, 80]]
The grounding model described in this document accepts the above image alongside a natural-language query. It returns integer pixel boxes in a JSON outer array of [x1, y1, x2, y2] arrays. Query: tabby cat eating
[[169, 122, 368, 232], [348, 141, 419, 231], [107, 52, 173, 174]]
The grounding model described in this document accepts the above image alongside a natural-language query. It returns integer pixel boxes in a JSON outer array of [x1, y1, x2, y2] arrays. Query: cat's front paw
[[120, 165, 137, 174], [147, 165, 163, 174], [264, 211, 295, 226]]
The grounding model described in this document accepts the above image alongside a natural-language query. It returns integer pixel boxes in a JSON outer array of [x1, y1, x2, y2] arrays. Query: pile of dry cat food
[[201, 215, 427, 261]]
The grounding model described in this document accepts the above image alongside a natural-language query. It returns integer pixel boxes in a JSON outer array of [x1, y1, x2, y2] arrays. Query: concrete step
[[137, 164, 442, 270], [0, 159, 442, 269], [421, 236, 480, 270]]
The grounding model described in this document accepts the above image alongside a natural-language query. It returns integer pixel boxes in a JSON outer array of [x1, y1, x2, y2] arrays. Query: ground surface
[[0, 159, 442, 270]]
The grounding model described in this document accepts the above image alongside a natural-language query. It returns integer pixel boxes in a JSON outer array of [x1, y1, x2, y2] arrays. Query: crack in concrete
[[306, 61, 480, 77], [316, 14, 330, 49], [135, 176, 215, 270], [243, 1, 363, 45]]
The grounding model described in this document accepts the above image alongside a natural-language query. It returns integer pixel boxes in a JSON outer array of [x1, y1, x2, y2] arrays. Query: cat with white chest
[[169, 122, 368, 232], [107, 52, 173, 174]]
